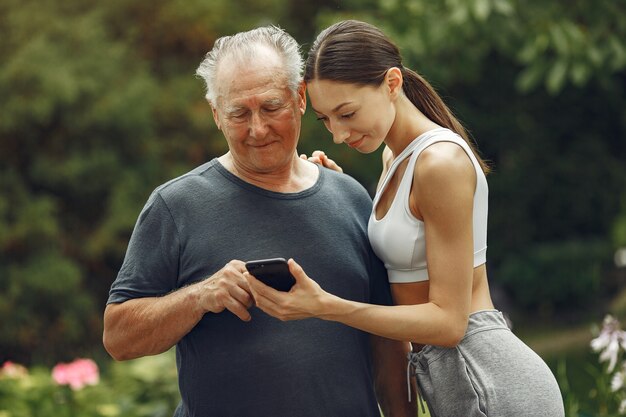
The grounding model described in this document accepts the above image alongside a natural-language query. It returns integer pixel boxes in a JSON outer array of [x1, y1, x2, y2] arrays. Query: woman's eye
[[341, 112, 355, 119], [315, 115, 328, 121]]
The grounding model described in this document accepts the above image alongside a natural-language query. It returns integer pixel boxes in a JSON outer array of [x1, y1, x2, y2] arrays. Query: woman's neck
[[385, 94, 441, 157]]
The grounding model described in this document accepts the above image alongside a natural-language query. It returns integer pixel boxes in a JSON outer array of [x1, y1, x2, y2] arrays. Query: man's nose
[[249, 112, 269, 138]]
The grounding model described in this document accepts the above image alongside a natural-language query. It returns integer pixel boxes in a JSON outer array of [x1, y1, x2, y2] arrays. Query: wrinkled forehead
[[215, 44, 289, 98], [215, 54, 291, 106]]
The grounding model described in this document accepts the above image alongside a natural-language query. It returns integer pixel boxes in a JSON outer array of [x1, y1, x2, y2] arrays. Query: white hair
[[196, 25, 303, 106]]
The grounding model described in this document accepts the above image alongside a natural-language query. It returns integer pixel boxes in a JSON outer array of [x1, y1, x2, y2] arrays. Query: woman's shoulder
[[414, 141, 476, 191]]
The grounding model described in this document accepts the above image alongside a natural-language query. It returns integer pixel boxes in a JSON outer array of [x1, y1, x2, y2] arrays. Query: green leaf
[[587, 46, 603, 67], [473, 0, 491, 21], [550, 24, 569, 56], [516, 62, 545, 92], [546, 60, 568, 94], [518, 34, 550, 63], [518, 41, 538, 63], [492, 0, 514, 16], [609, 36, 626, 70], [450, 4, 470, 23], [570, 61, 591, 86]]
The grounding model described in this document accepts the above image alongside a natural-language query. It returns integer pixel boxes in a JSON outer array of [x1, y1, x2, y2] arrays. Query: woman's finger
[[287, 258, 309, 284], [244, 272, 286, 304]]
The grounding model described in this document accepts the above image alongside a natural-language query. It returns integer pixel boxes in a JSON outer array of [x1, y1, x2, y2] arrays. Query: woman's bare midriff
[[390, 264, 494, 352]]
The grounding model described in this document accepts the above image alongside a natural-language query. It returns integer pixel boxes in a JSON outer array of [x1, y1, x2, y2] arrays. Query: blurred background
[[1, 0, 625, 415]]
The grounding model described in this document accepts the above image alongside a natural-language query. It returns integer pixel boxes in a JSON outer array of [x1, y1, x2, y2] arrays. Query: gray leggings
[[408, 310, 564, 417]]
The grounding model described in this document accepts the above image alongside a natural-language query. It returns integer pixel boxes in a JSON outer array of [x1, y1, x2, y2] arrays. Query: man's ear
[[211, 104, 222, 131], [384, 67, 403, 100], [297, 81, 307, 115]]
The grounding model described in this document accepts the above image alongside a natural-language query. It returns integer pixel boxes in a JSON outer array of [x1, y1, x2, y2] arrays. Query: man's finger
[[230, 284, 253, 308], [225, 298, 252, 322]]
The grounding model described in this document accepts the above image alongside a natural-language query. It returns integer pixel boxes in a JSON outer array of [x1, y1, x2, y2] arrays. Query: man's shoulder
[[322, 168, 371, 199], [153, 160, 218, 199]]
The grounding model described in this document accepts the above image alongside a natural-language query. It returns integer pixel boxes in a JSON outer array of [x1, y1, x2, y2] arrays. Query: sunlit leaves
[[362, 0, 626, 94]]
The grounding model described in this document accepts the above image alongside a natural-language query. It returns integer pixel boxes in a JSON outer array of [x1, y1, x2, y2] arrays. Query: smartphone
[[245, 257, 295, 292]]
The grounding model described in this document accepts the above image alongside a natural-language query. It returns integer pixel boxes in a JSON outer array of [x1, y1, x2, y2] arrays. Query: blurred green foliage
[[498, 239, 612, 315], [0, 0, 625, 365], [0, 353, 179, 417]]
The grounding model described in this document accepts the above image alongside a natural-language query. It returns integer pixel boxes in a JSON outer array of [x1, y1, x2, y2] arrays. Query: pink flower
[[0, 361, 28, 378], [591, 315, 626, 372], [52, 358, 99, 390]]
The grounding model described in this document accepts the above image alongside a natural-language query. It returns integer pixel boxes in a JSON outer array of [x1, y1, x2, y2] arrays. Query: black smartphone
[[245, 257, 295, 292]]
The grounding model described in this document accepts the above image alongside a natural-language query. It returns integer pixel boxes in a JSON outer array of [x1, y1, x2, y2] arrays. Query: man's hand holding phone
[[196, 260, 254, 322], [245, 258, 330, 321]]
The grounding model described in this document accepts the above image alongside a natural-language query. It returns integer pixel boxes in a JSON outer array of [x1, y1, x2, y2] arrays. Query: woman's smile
[[347, 136, 365, 148]]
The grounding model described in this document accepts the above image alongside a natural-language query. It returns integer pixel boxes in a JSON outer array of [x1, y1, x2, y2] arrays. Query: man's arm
[[103, 260, 253, 361], [370, 335, 417, 417]]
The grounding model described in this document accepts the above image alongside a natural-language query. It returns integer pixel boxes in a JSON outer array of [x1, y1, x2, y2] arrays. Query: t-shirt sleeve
[[367, 244, 392, 306], [107, 191, 180, 304]]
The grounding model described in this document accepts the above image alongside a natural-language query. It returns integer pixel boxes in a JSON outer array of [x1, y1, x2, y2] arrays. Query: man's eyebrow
[[225, 104, 246, 112], [224, 97, 285, 114], [263, 97, 285, 106], [311, 102, 353, 115]]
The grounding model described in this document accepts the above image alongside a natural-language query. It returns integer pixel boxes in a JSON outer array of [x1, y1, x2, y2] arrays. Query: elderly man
[[103, 26, 413, 417]]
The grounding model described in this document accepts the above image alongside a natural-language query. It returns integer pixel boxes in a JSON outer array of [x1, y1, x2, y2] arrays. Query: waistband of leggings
[[464, 309, 509, 337], [406, 310, 509, 405], [408, 310, 509, 363]]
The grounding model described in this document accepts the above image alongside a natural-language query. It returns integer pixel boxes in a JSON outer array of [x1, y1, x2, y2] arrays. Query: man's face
[[211, 49, 306, 175]]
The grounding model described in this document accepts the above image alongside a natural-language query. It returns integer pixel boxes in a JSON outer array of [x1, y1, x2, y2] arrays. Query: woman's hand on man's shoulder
[[300, 150, 343, 173]]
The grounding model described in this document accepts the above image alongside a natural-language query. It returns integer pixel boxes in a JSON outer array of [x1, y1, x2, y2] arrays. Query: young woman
[[246, 20, 564, 416]]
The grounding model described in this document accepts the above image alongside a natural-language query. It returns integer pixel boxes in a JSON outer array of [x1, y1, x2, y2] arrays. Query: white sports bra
[[368, 128, 488, 283]]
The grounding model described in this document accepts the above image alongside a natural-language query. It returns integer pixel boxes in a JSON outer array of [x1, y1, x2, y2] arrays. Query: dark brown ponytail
[[305, 20, 490, 174]]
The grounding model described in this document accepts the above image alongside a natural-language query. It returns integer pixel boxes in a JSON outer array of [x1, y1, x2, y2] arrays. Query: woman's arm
[[248, 142, 477, 346]]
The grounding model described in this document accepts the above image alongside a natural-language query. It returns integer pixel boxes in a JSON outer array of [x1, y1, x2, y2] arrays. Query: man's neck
[[218, 153, 319, 193]]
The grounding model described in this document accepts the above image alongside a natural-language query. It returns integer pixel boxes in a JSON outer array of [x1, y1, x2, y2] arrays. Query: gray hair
[[196, 25, 303, 106]]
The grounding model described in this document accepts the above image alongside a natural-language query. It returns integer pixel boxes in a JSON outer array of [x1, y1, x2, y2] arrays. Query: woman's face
[[307, 79, 396, 154]]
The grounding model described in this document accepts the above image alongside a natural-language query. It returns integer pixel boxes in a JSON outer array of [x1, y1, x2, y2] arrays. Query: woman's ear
[[385, 67, 403, 99]]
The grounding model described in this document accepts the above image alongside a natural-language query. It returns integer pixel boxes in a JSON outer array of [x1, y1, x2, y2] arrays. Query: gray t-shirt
[[108, 159, 392, 417]]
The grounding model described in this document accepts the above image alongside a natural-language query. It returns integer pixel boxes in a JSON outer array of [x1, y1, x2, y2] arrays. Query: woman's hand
[[245, 258, 330, 321], [300, 150, 343, 173]]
